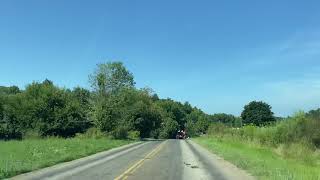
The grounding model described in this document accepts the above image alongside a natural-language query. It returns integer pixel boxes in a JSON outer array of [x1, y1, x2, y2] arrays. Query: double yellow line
[[114, 140, 167, 180]]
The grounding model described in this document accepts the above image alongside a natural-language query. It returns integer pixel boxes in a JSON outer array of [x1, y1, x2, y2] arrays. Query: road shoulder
[[11, 141, 145, 180], [189, 139, 255, 180]]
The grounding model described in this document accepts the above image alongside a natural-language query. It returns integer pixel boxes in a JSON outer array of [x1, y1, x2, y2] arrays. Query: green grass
[[194, 136, 320, 180], [0, 138, 133, 179]]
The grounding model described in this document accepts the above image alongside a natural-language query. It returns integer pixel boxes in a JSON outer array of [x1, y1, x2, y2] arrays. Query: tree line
[[2, 61, 306, 140], [0, 62, 211, 140]]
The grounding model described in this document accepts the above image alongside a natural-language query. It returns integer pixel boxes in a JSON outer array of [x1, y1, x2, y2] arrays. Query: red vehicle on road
[[176, 130, 186, 139]]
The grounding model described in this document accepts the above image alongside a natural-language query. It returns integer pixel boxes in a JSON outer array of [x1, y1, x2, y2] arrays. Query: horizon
[[1, 0, 320, 117]]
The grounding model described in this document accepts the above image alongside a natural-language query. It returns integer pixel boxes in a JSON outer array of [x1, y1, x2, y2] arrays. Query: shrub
[[206, 112, 320, 148], [149, 129, 160, 139], [241, 125, 257, 141], [159, 117, 179, 139], [111, 126, 129, 139], [128, 131, 140, 140], [207, 123, 228, 136], [76, 128, 106, 139]]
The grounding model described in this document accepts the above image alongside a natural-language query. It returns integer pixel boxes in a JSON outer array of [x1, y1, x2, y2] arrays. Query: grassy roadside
[[193, 136, 320, 180], [0, 138, 133, 179]]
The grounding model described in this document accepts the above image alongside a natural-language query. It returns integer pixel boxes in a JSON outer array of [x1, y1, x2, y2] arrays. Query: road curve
[[12, 140, 254, 180]]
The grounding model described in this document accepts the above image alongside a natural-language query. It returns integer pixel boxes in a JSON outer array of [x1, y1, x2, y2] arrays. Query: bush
[[207, 123, 228, 136], [0, 94, 25, 140], [149, 129, 160, 139], [159, 117, 179, 139], [128, 131, 140, 140], [76, 128, 106, 139], [207, 112, 320, 148], [111, 126, 129, 139]]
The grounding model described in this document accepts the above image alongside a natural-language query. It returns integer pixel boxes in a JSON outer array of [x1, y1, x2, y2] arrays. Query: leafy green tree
[[92, 87, 163, 139], [241, 101, 275, 126], [0, 86, 20, 95], [72, 87, 90, 106], [185, 108, 209, 135], [23, 80, 90, 137], [0, 94, 25, 139], [159, 117, 179, 139], [209, 113, 236, 126], [185, 119, 197, 137], [233, 117, 243, 127], [306, 108, 320, 120], [92, 94, 120, 133], [156, 99, 187, 129], [72, 87, 91, 119], [151, 94, 159, 101], [89, 62, 135, 95], [183, 102, 193, 114]]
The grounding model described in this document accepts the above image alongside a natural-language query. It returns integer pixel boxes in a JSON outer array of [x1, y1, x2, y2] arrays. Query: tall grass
[[201, 112, 320, 179], [208, 112, 320, 164], [208, 112, 319, 148], [194, 137, 320, 180], [0, 137, 133, 179]]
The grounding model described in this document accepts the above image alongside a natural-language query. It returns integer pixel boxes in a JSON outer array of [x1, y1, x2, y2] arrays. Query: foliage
[[92, 88, 163, 138], [89, 62, 135, 95], [128, 130, 140, 140], [209, 113, 237, 126], [183, 108, 210, 136], [156, 99, 187, 129], [159, 117, 179, 139], [0, 61, 214, 140], [75, 128, 106, 139], [0, 94, 24, 140], [207, 122, 228, 136], [0, 96, 3, 120], [23, 81, 91, 137], [0, 80, 91, 139], [111, 126, 129, 139], [306, 108, 320, 120], [0, 86, 20, 95], [91, 94, 120, 133], [207, 112, 320, 148], [241, 101, 275, 126]]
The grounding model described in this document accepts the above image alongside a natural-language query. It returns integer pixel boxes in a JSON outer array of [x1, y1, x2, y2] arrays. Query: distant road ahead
[[13, 140, 254, 180]]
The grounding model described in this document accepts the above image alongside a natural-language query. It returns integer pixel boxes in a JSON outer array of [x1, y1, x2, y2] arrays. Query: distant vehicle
[[176, 130, 186, 139]]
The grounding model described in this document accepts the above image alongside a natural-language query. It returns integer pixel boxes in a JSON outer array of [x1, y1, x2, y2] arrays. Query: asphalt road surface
[[13, 140, 254, 180]]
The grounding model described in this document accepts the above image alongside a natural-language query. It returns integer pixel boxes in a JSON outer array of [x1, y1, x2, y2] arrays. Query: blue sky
[[1, 0, 320, 116]]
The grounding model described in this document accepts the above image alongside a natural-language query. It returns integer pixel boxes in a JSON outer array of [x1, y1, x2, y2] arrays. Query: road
[[12, 140, 254, 180]]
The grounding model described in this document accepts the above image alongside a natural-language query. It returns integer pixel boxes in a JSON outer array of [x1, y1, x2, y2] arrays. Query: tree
[[23, 80, 90, 137], [0, 86, 20, 95], [0, 96, 4, 120], [209, 113, 236, 126], [185, 108, 209, 135], [72, 87, 91, 114], [241, 101, 275, 126], [306, 108, 320, 120], [0, 94, 25, 139], [93, 88, 162, 138], [92, 93, 121, 133], [89, 62, 135, 95], [156, 99, 187, 129], [159, 117, 179, 139]]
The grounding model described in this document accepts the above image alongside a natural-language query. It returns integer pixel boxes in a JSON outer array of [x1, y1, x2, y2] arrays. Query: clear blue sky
[[1, 0, 320, 116]]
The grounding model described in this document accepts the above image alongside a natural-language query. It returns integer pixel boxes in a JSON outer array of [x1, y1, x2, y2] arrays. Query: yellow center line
[[114, 140, 167, 180]]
